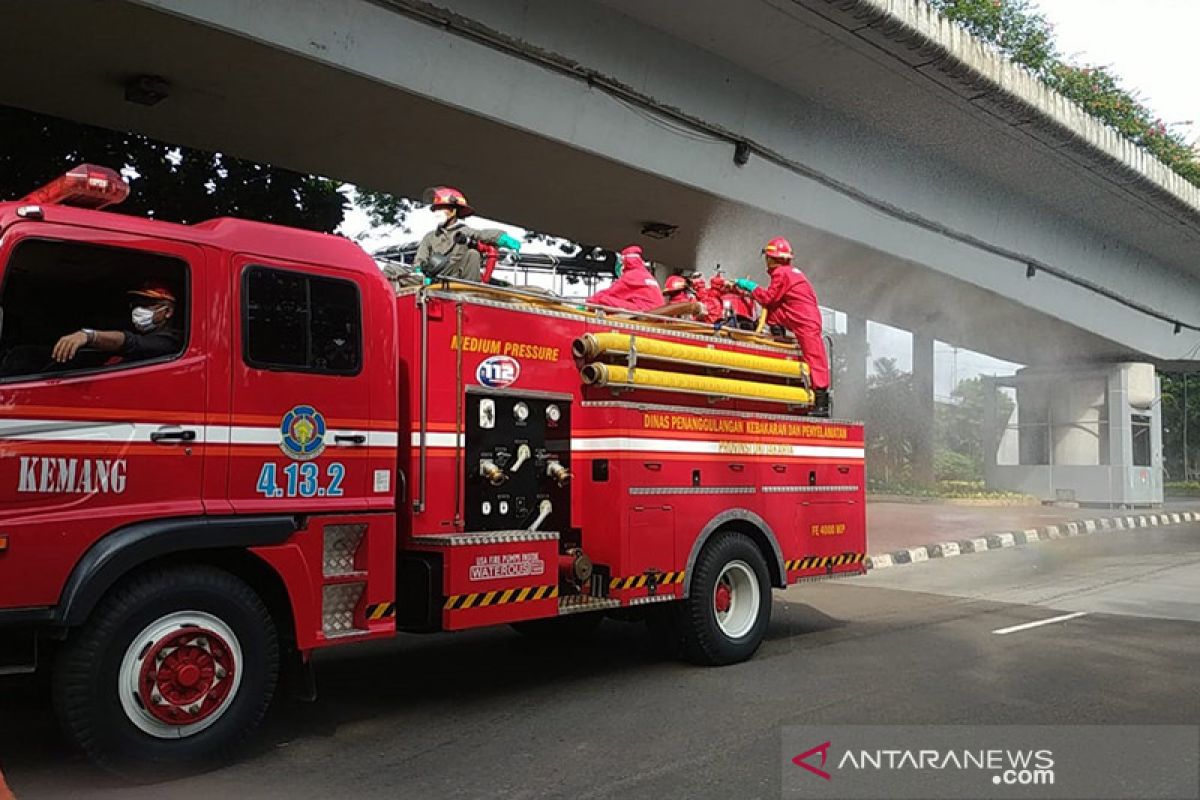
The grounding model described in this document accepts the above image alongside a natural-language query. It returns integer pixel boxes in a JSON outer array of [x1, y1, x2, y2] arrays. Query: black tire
[[52, 565, 279, 776], [511, 612, 603, 641], [679, 531, 772, 666]]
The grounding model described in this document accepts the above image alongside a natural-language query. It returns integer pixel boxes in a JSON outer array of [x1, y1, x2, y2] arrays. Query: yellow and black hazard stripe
[[610, 571, 686, 591], [365, 602, 396, 621], [444, 584, 558, 611], [784, 553, 865, 571]]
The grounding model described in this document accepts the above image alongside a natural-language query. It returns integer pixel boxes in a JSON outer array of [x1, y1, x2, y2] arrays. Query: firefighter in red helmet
[[736, 237, 831, 417], [662, 274, 709, 321], [414, 186, 522, 282], [663, 274, 690, 301]]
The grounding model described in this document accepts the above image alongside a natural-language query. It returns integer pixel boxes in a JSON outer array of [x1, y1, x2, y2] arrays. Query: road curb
[[869, 509, 1198, 570]]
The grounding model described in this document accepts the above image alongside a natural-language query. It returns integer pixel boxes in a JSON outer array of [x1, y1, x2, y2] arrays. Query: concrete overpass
[[5, 0, 1200, 485], [6, 0, 1200, 365]]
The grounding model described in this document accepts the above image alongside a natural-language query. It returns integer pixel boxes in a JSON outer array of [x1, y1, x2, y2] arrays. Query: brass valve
[[479, 460, 507, 486], [546, 460, 572, 486]]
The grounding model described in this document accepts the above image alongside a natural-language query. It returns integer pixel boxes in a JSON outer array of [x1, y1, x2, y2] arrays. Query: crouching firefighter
[[415, 186, 522, 282], [735, 237, 831, 417], [587, 245, 665, 312]]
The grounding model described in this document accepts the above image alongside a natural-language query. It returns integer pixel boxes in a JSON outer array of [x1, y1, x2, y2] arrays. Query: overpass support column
[[912, 332, 935, 485], [838, 315, 868, 421]]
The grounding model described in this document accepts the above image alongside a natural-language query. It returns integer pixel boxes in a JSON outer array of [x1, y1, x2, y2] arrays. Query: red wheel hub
[[137, 628, 236, 726], [714, 582, 733, 613]]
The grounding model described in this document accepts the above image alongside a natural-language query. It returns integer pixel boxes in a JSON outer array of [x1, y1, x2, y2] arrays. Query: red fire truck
[[0, 166, 865, 771]]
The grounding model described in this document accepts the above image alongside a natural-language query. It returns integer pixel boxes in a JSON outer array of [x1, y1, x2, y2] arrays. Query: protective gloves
[[497, 233, 522, 251], [735, 278, 758, 293]]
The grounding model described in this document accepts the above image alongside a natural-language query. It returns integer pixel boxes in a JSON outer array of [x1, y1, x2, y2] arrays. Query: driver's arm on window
[[51, 329, 126, 363]]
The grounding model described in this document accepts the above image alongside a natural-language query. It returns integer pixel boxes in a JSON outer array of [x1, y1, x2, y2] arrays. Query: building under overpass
[[4, 0, 1199, 498]]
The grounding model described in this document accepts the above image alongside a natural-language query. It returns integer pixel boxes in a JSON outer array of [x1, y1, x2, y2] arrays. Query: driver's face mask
[[131, 306, 157, 332]]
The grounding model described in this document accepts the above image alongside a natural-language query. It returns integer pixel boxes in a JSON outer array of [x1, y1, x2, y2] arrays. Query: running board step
[[559, 595, 622, 615]]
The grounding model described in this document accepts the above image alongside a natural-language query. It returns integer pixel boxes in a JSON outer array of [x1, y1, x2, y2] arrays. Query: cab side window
[[0, 239, 189, 382], [242, 266, 362, 375]]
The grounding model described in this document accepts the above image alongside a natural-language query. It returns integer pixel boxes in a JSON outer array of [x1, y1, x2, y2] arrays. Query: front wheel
[[679, 532, 772, 665], [53, 566, 279, 775]]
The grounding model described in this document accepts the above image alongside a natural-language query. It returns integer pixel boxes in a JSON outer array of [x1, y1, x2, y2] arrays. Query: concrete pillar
[[1052, 378, 1106, 465], [839, 315, 868, 420], [911, 331, 935, 484], [1106, 368, 1130, 472]]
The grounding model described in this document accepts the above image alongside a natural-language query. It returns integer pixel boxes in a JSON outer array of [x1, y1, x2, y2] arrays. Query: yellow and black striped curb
[[610, 571, 685, 591], [445, 584, 558, 610], [868, 510, 1200, 570], [365, 602, 396, 621], [785, 553, 865, 570]]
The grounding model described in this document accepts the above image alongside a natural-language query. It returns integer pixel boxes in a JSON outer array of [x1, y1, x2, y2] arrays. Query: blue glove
[[613, 253, 624, 277], [735, 278, 758, 292], [497, 233, 522, 251]]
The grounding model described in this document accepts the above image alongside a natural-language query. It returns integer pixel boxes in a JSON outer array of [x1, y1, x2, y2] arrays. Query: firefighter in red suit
[[735, 237, 831, 417], [663, 274, 708, 320], [587, 245, 664, 311]]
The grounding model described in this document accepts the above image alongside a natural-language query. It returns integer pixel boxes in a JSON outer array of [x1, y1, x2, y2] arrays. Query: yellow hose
[[581, 363, 813, 405], [573, 332, 808, 380]]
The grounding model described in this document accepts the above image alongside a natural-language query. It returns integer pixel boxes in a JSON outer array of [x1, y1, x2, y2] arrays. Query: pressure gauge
[[513, 402, 530, 423], [546, 404, 562, 424]]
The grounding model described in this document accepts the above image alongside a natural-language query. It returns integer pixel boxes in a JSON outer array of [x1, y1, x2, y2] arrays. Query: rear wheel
[[53, 566, 279, 775], [679, 532, 772, 665]]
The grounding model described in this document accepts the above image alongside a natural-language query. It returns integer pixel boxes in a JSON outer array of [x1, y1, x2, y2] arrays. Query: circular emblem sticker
[[280, 405, 327, 461], [476, 355, 520, 388]]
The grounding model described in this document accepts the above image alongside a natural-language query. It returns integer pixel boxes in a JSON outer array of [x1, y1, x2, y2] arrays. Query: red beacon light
[[19, 164, 130, 210]]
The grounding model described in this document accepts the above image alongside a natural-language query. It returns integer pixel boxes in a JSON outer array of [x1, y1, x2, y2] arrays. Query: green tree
[[865, 357, 919, 483], [928, 0, 1057, 74], [934, 376, 1015, 481], [0, 105, 348, 232], [1160, 373, 1200, 480]]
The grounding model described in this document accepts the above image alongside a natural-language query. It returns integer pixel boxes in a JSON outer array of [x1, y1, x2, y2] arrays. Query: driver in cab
[[50, 282, 182, 366]]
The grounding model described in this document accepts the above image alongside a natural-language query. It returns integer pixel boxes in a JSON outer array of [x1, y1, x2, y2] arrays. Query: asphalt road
[[3, 525, 1199, 799]]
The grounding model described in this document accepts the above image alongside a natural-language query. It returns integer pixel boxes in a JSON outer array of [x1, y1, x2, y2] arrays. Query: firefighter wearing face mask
[[735, 237, 831, 417], [51, 282, 182, 365], [414, 186, 522, 282]]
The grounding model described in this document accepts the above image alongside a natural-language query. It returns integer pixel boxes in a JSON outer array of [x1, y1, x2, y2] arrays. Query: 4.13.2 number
[[256, 462, 345, 498]]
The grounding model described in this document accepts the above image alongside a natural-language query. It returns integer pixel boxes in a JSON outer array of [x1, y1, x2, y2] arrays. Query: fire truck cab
[[0, 167, 866, 772]]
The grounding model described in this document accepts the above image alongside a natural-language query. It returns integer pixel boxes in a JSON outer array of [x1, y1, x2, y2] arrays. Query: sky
[[1038, 0, 1199, 144], [340, 0, 1190, 400]]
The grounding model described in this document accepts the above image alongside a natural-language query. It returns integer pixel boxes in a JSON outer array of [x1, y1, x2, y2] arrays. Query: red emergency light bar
[[19, 164, 130, 210]]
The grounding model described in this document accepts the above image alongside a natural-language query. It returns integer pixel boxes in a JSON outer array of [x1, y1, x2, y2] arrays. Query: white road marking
[[992, 611, 1088, 636]]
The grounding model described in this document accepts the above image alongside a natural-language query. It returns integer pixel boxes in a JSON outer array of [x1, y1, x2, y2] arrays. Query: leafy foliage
[[929, 0, 1200, 188], [356, 190, 422, 235], [865, 357, 920, 483], [357, 187, 570, 249], [0, 105, 347, 232], [928, 0, 1057, 74], [1159, 373, 1200, 480], [867, 478, 1031, 500]]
